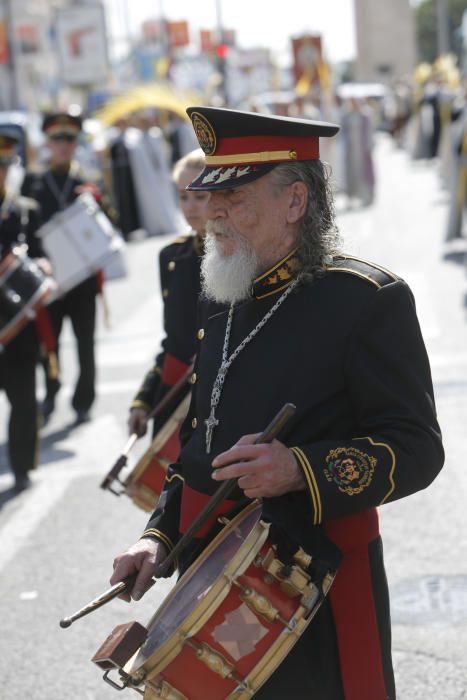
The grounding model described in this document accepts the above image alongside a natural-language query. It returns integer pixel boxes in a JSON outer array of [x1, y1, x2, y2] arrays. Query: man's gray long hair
[[270, 160, 342, 279]]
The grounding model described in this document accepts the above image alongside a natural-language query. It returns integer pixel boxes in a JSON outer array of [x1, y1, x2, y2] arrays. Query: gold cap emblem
[[191, 111, 217, 156]]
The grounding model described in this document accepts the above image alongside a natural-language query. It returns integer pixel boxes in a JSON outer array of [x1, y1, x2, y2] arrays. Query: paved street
[[0, 133, 466, 699]]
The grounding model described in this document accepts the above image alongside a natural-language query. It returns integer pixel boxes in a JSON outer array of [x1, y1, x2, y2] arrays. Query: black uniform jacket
[[21, 163, 85, 223], [143, 250, 443, 544], [141, 251, 443, 699], [131, 234, 205, 427], [0, 193, 43, 258]]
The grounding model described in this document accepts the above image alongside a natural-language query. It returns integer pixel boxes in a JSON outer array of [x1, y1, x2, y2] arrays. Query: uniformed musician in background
[[21, 112, 100, 425], [128, 149, 210, 439], [111, 107, 444, 699], [0, 130, 48, 492]]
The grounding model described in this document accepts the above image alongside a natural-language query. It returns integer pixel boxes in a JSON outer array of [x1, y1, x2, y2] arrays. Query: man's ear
[[286, 181, 308, 224]]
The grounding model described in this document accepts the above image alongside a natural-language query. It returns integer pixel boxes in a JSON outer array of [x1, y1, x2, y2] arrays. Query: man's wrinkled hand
[[110, 539, 167, 602], [128, 407, 149, 437], [211, 434, 305, 499]]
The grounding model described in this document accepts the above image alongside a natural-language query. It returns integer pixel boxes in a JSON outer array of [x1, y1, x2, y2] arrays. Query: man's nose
[[206, 191, 225, 217]]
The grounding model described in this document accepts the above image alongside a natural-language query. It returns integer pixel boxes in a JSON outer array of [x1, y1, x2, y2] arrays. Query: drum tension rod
[[231, 579, 294, 631], [185, 639, 249, 692]]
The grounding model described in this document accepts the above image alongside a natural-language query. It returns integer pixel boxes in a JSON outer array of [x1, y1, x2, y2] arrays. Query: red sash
[[179, 483, 236, 539], [161, 353, 190, 387], [325, 509, 389, 700]]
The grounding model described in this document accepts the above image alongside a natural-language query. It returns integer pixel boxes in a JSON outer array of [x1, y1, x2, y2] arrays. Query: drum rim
[[0, 280, 51, 345], [124, 501, 267, 677], [0, 253, 21, 284]]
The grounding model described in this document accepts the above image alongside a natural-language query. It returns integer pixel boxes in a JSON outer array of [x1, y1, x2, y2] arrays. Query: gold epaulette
[[326, 254, 399, 289], [25, 163, 46, 176], [169, 234, 191, 245]]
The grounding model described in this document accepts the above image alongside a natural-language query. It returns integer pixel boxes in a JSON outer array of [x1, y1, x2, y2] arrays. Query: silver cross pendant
[[205, 409, 219, 454]]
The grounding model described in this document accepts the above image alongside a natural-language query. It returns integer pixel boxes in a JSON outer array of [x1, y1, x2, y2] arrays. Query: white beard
[[201, 228, 259, 304]]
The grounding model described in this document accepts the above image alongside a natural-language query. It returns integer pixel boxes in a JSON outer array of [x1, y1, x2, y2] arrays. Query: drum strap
[[45, 171, 75, 210], [325, 509, 389, 700]]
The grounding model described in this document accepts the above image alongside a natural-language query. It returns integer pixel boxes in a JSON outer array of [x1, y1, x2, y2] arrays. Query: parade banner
[[167, 20, 189, 49], [15, 21, 40, 54], [55, 4, 108, 85], [142, 19, 161, 43], [0, 22, 8, 64], [291, 34, 322, 86], [199, 28, 236, 53]]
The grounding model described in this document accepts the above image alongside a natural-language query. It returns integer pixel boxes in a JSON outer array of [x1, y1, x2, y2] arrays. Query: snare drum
[[37, 192, 124, 297], [123, 394, 191, 512], [93, 502, 335, 699], [0, 247, 52, 346]]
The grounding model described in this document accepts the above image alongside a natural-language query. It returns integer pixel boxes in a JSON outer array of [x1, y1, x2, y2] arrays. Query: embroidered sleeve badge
[[324, 447, 376, 496]]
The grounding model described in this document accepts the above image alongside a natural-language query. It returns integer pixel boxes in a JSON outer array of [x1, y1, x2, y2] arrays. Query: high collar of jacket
[[251, 249, 300, 299]]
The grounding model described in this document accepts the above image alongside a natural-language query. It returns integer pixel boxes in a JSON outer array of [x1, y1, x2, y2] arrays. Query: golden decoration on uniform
[[324, 447, 377, 496]]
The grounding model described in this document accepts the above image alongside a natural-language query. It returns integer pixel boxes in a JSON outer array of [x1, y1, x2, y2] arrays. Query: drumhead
[[135, 504, 262, 666]]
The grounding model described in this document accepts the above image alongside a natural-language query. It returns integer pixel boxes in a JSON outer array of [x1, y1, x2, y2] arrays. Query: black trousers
[[0, 323, 39, 478], [45, 276, 97, 412]]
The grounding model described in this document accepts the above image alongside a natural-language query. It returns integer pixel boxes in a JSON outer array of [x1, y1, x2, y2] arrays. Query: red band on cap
[[213, 134, 320, 162]]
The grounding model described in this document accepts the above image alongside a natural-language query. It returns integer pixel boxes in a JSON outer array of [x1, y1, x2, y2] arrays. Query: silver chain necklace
[[45, 168, 75, 211], [205, 277, 300, 453]]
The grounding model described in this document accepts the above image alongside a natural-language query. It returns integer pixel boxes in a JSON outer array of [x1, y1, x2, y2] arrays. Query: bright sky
[[103, 0, 357, 64]]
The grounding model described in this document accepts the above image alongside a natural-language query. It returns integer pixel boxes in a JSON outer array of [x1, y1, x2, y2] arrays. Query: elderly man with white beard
[[109, 107, 443, 700]]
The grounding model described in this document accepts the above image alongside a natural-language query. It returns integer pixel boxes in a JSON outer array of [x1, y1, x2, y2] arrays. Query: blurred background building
[[354, 0, 417, 83], [0, 0, 465, 113]]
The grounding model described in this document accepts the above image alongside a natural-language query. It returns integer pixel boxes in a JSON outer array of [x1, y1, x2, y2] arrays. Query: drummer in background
[[128, 148, 211, 440], [0, 130, 48, 492], [21, 111, 100, 425]]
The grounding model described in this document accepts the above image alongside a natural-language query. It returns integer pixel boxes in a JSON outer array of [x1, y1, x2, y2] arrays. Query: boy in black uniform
[[128, 149, 210, 439], [22, 112, 99, 425], [111, 108, 444, 699], [0, 130, 47, 492]]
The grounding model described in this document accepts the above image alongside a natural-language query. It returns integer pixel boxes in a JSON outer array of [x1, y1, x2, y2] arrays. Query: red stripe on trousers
[[34, 307, 56, 351], [325, 509, 389, 700]]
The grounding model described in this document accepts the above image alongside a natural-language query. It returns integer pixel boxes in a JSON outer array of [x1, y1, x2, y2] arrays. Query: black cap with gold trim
[[186, 106, 339, 191], [0, 129, 19, 166], [42, 111, 82, 139]]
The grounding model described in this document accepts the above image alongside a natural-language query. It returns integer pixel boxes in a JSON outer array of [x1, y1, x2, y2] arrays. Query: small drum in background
[[123, 394, 191, 512], [0, 247, 52, 346], [93, 502, 335, 700], [37, 192, 125, 297]]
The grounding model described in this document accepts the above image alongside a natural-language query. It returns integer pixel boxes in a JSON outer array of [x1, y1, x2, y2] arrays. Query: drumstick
[[153, 402, 296, 579], [60, 573, 137, 628], [100, 362, 195, 491], [60, 403, 296, 628]]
